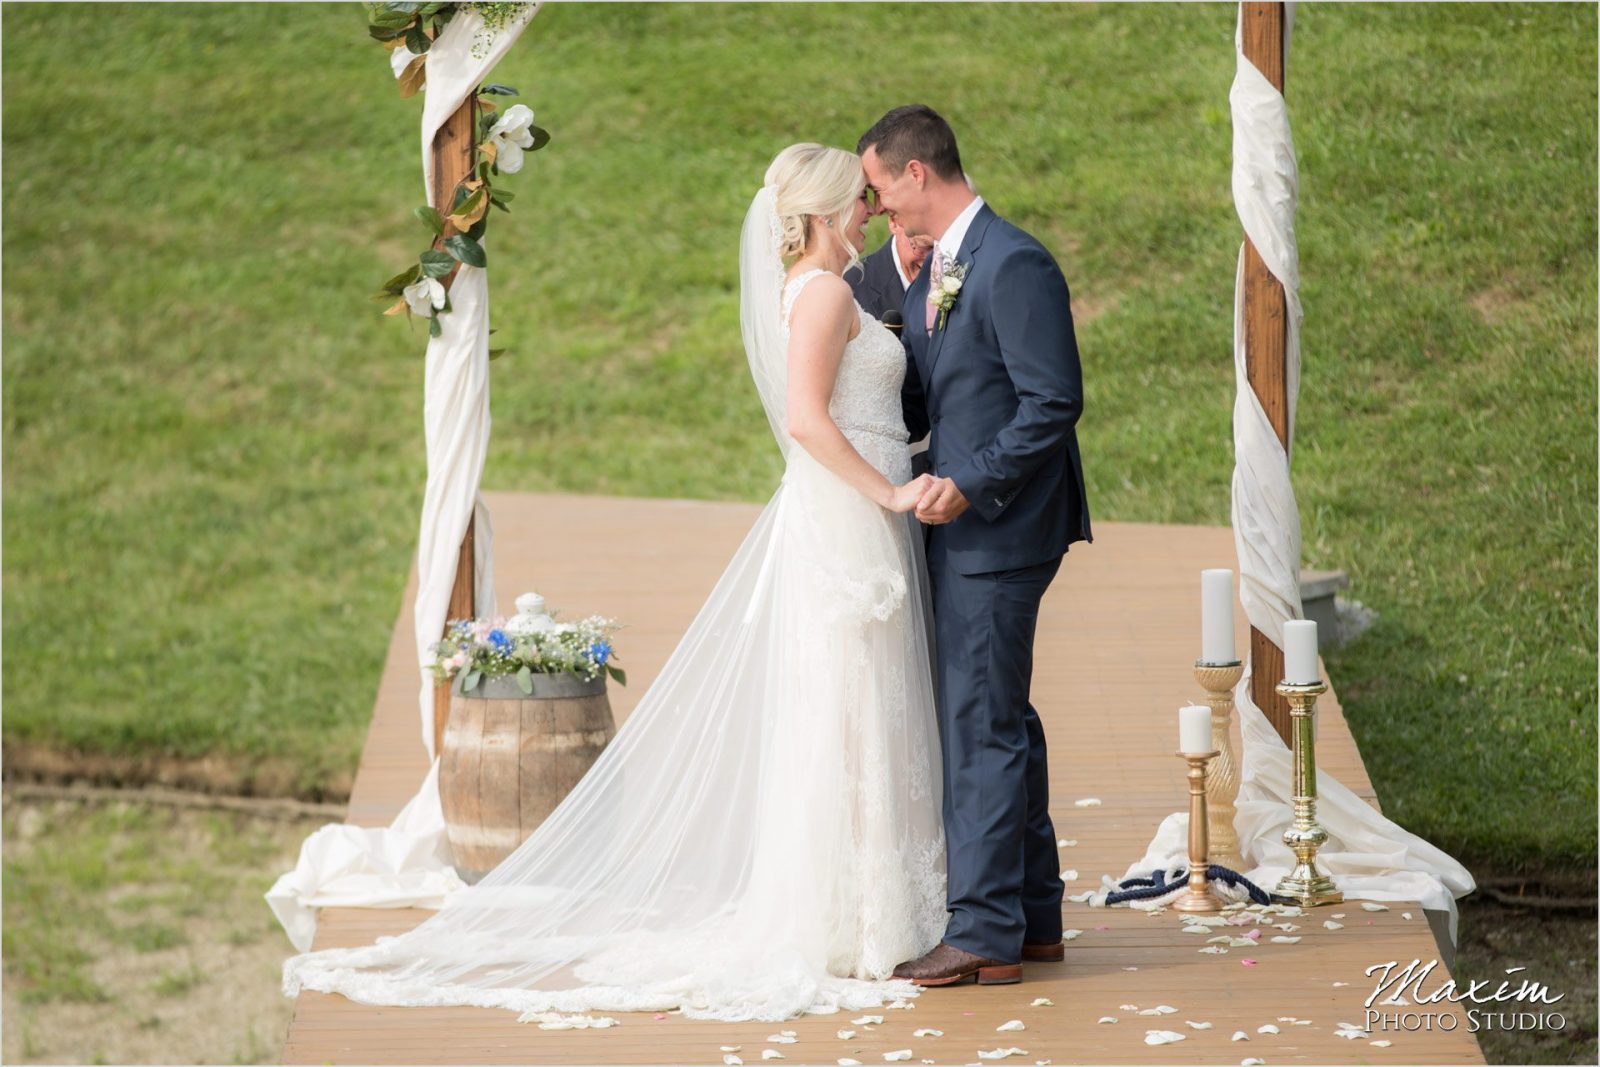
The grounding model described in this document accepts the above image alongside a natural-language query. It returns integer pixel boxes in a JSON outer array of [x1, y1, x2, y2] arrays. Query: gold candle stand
[[1172, 750, 1223, 912], [1272, 678, 1344, 907], [1194, 659, 1246, 871]]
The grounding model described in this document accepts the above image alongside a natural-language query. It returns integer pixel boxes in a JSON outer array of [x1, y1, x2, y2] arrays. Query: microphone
[[880, 309, 904, 335]]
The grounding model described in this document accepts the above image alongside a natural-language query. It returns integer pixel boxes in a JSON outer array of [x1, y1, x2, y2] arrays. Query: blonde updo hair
[[765, 143, 866, 268]]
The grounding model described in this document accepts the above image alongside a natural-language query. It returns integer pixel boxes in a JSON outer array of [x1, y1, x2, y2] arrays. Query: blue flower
[[488, 629, 512, 653], [589, 640, 611, 666]]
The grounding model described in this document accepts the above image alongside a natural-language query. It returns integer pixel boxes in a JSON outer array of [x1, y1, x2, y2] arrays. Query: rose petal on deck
[[1073, 798, 1102, 807], [1143, 1030, 1185, 1046]]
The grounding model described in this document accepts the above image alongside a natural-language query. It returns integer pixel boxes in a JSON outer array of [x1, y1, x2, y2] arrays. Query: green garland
[[366, 2, 550, 343]]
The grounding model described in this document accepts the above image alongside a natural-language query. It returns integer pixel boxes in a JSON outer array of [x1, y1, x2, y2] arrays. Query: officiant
[[850, 215, 935, 475]]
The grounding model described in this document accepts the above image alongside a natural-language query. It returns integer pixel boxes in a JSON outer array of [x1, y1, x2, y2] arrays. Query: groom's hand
[[915, 477, 970, 525]]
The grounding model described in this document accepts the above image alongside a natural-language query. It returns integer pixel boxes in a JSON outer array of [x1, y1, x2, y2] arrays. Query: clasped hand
[[886, 474, 970, 525]]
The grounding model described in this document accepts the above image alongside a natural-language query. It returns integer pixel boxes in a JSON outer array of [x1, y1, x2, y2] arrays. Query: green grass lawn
[[3, 3, 1594, 871]]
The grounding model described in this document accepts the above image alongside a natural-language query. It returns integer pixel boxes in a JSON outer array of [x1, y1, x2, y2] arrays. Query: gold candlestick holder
[[1194, 659, 1246, 871], [1272, 678, 1344, 907], [1172, 750, 1223, 912]]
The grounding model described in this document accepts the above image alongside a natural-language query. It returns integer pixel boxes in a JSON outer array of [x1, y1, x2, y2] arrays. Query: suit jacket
[[848, 239, 907, 323], [902, 203, 1093, 575]]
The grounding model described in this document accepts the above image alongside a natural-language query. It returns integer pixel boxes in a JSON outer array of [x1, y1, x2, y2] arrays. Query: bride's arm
[[786, 275, 931, 513]]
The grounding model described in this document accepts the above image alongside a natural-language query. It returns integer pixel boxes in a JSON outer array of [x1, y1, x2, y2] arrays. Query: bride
[[283, 143, 946, 1022]]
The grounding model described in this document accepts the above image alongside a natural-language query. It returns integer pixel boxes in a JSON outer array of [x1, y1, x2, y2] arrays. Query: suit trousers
[[926, 527, 1064, 961]]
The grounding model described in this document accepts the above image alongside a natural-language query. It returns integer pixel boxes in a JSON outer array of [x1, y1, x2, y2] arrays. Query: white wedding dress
[[281, 189, 948, 1022]]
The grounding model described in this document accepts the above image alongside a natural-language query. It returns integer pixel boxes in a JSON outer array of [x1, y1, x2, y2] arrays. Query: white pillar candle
[[1283, 619, 1319, 683], [1200, 568, 1235, 663], [1179, 704, 1213, 754]]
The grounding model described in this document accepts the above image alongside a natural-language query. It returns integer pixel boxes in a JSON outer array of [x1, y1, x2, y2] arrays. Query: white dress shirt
[[936, 195, 986, 261]]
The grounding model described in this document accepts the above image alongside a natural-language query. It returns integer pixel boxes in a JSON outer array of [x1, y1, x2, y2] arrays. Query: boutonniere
[[931, 256, 969, 330]]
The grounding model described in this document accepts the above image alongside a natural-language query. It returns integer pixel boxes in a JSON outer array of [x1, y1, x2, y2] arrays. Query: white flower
[[884, 1052, 913, 1062], [403, 275, 446, 318], [1143, 1031, 1185, 1046], [941, 273, 962, 295], [488, 103, 537, 173], [996, 1020, 1026, 1032], [913, 1028, 943, 1037]]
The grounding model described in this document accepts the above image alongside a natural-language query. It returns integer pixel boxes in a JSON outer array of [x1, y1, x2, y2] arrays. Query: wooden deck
[[283, 490, 1483, 1065]]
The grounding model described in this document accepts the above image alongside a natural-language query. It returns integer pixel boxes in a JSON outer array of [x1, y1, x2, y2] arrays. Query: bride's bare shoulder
[[788, 272, 859, 335]]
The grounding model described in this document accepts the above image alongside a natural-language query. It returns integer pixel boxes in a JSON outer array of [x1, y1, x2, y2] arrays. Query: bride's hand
[[885, 474, 937, 513]]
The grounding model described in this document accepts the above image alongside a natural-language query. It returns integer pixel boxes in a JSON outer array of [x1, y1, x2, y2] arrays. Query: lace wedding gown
[[282, 217, 948, 1022]]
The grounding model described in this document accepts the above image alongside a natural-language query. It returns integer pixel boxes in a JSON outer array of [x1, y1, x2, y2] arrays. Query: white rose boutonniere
[[931, 257, 970, 330]]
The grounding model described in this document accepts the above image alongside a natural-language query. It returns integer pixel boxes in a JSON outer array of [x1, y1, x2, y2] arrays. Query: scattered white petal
[[997, 1020, 1026, 1032], [977, 1048, 1029, 1061], [1361, 902, 1389, 911], [1187, 925, 1217, 935], [1057, 839, 1078, 847], [1228, 937, 1257, 948], [913, 1028, 944, 1038], [839, 1060, 861, 1067], [762, 1053, 785, 1062], [1332, 981, 1350, 987], [1066, 890, 1095, 903], [1119, 1004, 1140, 1012], [1381, 995, 1411, 1006], [1199, 945, 1229, 954], [884, 1052, 913, 1063], [1097, 1017, 1118, 1025], [1231, 1031, 1250, 1041], [1030, 998, 1054, 1007], [1144, 1030, 1186, 1046], [1186, 914, 1229, 926], [1257, 1024, 1280, 1034], [1324, 921, 1345, 930], [1337, 1021, 1363, 1031], [1334, 1030, 1368, 1040], [1061, 869, 1079, 881], [836, 1030, 857, 1040], [1123, 966, 1139, 971], [1242, 1059, 1266, 1066], [520, 1011, 619, 1029], [1207, 934, 1234, 943], [1187, 1021, 1214, 1030], [888, 999, 916, 1010], [1402, 912, 1414, 920], [1373, 1040, 1393, 1047], [1272, 922, 1300, 932], [1293, 1019, 1313, 1026], [1270, 935, 1302, 944], [1277, 1017, 1297, 1022], [722, 1048, 743, 1054], [1062, 929, 1083, 941], [1332, 913, 1346, 919], [852, 1015, 884, 1025], [1073, 797, 1102, 807], [767, 1034, 798, 1045], [724, 1057, 744, 1066]]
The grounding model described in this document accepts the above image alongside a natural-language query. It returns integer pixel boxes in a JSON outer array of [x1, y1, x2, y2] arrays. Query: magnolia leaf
[[447, 187, 489, 229], [480, 140, 499, 165], [492, 188, 516, 203], [398, 53, 428, 98], [369, 24, 410, 43], [405, 25, 430, 54], [528, 124, 552, 152], [380, 263, 422, 293], [419, 250, 454, 278], [415, 205, 445, 237], [480, 82, 519, 96], [490, 197, 511, 214], [488, 347, 508, 361], [383, 298, 409, 317], [428, 315, 443, 338], [370, 11, 414, 31], [478, 96, 498, 113], [517, 666, 533, 694]]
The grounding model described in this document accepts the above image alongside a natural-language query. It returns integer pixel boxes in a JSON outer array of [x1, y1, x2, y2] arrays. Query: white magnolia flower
[[941, 273, 962, 295], [488, 103, 537, 173], [403, 275, 446, 318]]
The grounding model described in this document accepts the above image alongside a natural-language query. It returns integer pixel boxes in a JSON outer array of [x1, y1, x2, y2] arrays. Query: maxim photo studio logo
[[1364, 958, 1568, 1034]]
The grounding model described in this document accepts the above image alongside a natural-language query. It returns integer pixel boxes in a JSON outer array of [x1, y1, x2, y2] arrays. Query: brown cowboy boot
[[892, 942, 1022, 987], [1021, 939, 1065, 963]]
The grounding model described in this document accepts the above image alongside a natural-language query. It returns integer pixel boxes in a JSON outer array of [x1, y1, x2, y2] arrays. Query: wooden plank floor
[[284, 491, 1482, 1065]]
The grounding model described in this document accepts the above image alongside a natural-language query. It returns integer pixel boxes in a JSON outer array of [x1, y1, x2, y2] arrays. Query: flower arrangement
[[366, 2, 550, 341], [430, 596, 626, 693], [930, 255, 970, 330]]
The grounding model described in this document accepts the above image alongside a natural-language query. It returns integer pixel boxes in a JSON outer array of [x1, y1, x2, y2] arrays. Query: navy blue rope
[[1103, 865, 1272, 906]]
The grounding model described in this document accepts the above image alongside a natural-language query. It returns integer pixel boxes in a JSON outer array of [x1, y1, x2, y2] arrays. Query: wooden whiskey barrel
[[439, 670, 616, 883]]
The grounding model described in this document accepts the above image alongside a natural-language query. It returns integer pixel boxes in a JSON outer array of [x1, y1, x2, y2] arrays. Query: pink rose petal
[[1241, 958, 1258, 967], [654, 1013, 666, 1020], [1244, 928, 1261, 941], [1095, 925, 1110, 931]]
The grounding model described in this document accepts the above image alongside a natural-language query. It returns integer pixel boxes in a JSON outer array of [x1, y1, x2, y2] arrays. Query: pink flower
[[1244, 928, 1261, 941], [1241, 958, 1258, 967]]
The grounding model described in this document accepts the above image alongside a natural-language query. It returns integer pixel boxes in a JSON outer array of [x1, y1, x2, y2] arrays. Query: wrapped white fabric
[[1112, 3, 1475, 944], [268, 5, 538, 949]]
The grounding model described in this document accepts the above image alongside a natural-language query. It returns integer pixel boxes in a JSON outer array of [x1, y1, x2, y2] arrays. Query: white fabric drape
[[267, 5, 539, 951], [1112, 3, 1475, 944]]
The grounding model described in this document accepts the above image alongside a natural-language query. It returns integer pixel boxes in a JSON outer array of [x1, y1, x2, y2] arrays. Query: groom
[[859, 105, 1092, 987]]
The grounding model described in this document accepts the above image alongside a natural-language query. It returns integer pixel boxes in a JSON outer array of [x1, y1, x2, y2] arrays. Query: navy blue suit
[[902, 202, 1092, 962]]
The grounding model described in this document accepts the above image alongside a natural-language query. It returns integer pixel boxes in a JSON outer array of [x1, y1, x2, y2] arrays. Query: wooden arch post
[[1240, 1, 1294, 744], [431, 92, 480, 757]]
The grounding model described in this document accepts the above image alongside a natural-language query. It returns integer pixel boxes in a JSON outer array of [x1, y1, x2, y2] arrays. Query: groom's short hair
[[858, 105, 965, 183]]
